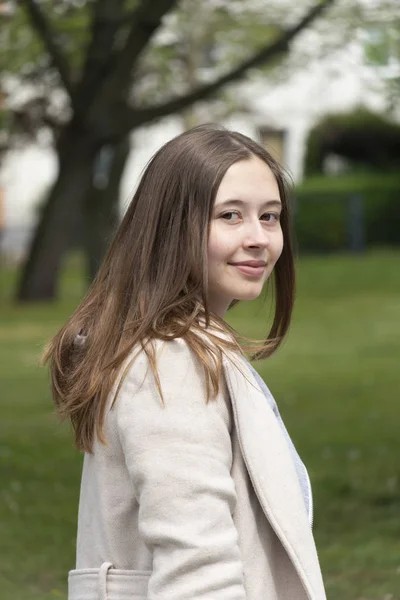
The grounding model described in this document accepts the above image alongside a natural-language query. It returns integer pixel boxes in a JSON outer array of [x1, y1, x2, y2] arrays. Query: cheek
[[208, 227, 230, 265], [273, 230, 284, 262]]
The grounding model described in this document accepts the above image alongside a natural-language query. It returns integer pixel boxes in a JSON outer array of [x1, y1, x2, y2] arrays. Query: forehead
[[215, 156, 280, 206]]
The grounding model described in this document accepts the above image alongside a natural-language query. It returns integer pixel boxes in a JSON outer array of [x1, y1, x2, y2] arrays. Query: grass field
[[1, 250, 400, 600]]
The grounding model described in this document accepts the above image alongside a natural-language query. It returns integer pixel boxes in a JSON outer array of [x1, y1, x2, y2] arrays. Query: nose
[[243, 220, 270, 249]]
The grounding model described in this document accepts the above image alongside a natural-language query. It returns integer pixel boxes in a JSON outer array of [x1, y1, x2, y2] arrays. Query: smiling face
[[207, 155, 284, 317]]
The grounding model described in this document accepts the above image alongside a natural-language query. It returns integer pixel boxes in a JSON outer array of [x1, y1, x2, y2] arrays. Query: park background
[[1, 1, 400, 599]]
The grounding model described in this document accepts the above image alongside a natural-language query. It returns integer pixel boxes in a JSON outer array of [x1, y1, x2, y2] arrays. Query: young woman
[[45, 125, 326, 600]]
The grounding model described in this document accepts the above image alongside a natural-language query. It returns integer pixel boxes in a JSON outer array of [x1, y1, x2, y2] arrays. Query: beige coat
[[69, 338, 326, 600]]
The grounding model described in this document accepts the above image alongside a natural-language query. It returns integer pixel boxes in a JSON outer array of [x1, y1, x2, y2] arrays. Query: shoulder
[[121, 327, 240, 387], [114, 335, 234, 409], [119, 337, 205, 392], [114, 337, 234, 448]]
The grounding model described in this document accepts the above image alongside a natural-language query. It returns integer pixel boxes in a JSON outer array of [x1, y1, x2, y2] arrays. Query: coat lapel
[[222, 354, 326, 600]]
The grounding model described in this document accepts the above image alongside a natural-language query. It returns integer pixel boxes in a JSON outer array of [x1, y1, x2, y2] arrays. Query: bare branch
[[96, 0, 179, 106], [115, 0, 337, 135], [75, 0, 126, 110], [19, 0, 76, 105]]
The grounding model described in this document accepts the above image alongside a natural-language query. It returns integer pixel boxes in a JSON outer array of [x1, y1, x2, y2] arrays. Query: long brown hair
[[44, 125, 296, 452]]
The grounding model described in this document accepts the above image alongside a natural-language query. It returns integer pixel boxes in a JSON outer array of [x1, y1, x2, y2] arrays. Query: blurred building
[[1, 19, 399, 262]]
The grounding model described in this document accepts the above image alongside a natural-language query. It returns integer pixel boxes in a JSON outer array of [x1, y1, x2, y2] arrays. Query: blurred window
[[258, 127, 287, 166]]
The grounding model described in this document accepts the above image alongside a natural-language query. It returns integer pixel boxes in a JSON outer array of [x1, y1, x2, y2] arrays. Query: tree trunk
[[83, 135, 131, 282], [16, 126, 98, 301]]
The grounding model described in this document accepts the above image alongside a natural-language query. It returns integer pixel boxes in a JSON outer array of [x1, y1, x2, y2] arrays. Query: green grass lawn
[[1, 250, 400, 600]]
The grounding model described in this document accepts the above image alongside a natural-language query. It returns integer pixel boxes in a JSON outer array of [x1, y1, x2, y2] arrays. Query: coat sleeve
[[116, 339, 246, 600]]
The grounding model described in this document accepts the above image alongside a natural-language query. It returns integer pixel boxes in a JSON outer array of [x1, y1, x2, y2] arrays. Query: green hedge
[[303, 108, 400, 175], [292, 173, 400, 252]]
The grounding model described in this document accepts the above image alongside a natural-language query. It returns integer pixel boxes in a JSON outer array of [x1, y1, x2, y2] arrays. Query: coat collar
[[222, 353, 326, 600]]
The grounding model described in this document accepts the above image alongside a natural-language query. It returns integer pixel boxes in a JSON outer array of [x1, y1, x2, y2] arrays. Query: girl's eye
[[221, 211, 241, 222], [261, 212, 280, 223]]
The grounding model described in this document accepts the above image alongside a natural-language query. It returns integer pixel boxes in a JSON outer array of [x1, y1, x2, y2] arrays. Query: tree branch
[[95, 0, 179, 106], [75, 0, 126, 111], [19, 0, 76, 105], [115, 0, 337, 135]]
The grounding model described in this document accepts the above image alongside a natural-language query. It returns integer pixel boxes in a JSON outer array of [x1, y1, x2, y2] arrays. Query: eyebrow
[[216, 199, 282, 209]]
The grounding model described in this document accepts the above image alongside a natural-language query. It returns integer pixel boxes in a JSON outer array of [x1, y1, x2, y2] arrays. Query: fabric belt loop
[[98, 562, 113, 600]]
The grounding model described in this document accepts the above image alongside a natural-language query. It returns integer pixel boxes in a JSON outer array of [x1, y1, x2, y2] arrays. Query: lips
[[229, 261, 267, 277], [230, 260, 266, 268]]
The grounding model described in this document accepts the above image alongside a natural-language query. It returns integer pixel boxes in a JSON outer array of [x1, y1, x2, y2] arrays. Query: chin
[[233, 288, 264, 301]]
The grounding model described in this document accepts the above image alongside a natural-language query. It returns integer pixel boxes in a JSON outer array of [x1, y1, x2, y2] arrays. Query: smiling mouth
[[230, 263, 266, 277]]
